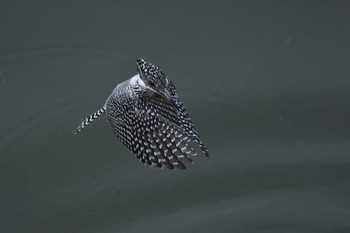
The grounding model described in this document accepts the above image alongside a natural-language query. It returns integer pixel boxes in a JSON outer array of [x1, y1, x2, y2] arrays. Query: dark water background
[[1, 1, 350, 232]]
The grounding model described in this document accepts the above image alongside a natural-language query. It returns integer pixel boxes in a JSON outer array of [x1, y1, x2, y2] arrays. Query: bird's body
[[75, 58, 208, 169]]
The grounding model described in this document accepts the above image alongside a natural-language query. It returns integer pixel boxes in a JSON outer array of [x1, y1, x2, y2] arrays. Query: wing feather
[[106, 95, 197, 169]]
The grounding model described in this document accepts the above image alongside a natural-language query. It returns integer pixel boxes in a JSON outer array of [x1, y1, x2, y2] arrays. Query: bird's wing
[[106, 96, 197, 169], [148, 88, 209, 156]]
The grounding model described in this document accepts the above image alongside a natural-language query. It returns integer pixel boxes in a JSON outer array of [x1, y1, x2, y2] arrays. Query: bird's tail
[[73, 107, 106, 135]]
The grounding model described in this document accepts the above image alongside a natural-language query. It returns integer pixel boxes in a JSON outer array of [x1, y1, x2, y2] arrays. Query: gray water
[[1, 1, 350, 232]]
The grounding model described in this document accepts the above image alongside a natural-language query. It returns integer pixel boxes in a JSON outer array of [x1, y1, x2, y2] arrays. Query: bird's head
[[136, 58, 174, 102]]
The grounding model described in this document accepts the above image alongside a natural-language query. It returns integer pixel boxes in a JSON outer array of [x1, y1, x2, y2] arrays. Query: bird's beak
[[149, 87, 178, 110], [160, 89, 172, 101], [160, 89, 178, 109]]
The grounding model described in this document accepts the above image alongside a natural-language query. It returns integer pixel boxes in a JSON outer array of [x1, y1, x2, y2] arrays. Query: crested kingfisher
[[74, 58, 208, 169]]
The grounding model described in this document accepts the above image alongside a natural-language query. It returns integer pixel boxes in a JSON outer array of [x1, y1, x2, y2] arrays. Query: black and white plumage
[[74, 58, 208, 169]]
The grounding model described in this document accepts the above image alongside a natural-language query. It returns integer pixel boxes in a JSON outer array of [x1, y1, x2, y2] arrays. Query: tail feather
[[74, 107, 106, 134]]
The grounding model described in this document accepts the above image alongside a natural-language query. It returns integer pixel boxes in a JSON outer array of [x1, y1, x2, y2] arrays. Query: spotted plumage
[[74, 58, 208, 169]]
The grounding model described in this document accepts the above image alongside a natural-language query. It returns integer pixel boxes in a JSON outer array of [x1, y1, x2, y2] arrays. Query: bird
[[74, 58, 208, 169]]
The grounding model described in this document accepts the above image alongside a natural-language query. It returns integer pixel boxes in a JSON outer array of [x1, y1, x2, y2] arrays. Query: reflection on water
[[1, 1, 350, 233]]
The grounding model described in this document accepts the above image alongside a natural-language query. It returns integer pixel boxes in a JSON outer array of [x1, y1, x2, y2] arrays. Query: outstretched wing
[[106, 94, 197, 169], [149, 80, 209, 156]]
